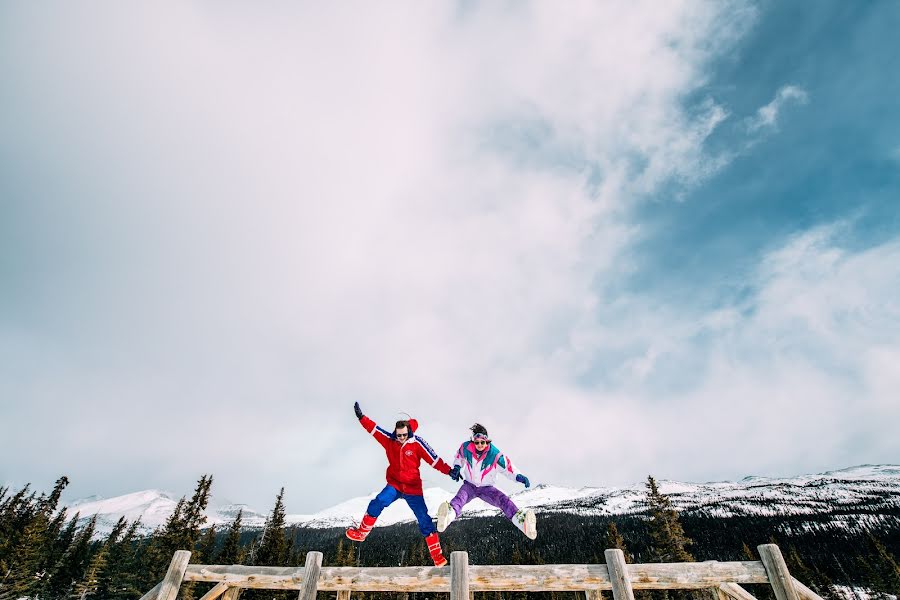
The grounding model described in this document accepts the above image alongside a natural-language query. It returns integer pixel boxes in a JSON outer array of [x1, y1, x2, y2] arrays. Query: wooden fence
[[141, 544, 823, 600]]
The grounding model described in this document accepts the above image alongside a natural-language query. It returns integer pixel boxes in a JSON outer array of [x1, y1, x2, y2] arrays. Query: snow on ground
[[65, 464, 900, 536], [831, 585, 898, 600]]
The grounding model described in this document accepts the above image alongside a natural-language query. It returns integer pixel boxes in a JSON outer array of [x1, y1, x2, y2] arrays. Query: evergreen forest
[[2, 475, 898, 600]]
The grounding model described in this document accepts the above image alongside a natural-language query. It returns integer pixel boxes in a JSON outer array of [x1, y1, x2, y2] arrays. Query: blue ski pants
[[366, 484, 435, 536]]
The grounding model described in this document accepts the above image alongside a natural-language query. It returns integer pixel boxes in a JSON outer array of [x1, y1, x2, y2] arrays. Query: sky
[[2, 1, 899, 514]]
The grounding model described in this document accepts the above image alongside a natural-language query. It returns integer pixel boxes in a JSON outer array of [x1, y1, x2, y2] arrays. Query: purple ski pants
[[450, 481, 519, 520]]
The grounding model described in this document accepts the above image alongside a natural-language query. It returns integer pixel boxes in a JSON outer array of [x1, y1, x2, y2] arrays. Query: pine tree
[[41, 476, 70, 514], [217, 509, 244, 565], [46, 515, 98, 599], [865, 532, 900, 594], [73, 542, 108, 600], [255, 488, 289, 567], [605, 522, 634, 563], [181, 476, 214, 550], [143, 474, 214, 583], [644, 476, 694, 563], [741, 542, 755, 561], [197, 526, 218, 564], [96, 518, 141, 600], [0, 509, 47, 600]]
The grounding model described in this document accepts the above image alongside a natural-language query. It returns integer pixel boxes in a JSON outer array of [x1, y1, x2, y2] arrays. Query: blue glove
[[449, 465, 461, 481], [354, 402, 363, 420], [516, 474, 530, 488]]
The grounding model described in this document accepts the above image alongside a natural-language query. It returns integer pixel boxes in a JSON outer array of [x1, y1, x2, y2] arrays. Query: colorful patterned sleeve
[[453, 442, 465, 469], [496, 449, 521, 481]]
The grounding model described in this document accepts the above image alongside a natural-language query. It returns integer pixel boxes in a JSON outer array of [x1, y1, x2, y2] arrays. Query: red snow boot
[[346, 514, 377, 542], [425, 532, 448, 567]]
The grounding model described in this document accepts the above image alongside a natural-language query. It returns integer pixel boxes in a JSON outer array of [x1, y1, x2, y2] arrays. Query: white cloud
[[18, 1, 891, 512], [746, 84, 809, 133], [582, 225, 900, 484]]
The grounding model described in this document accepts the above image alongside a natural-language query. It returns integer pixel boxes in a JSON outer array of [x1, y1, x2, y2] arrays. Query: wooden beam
[[585, 589, 603, 600], [183, 561, 770, 591], [138, 582, 163, 600], [719, 582, 759, 600], [336, 590, 350, 600], [791, 578, 825, 600], [298, 552, 323, 600], [198, 582, 230, 600], [605, 549, 635, 600], [158, 551, 192, 600], [450, 551, 469, 600], [757, 545, 800, 600], [222, 587, 241, 600]]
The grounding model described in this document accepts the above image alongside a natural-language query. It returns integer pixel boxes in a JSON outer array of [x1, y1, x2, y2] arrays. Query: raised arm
[[354, 402, 392, 449]]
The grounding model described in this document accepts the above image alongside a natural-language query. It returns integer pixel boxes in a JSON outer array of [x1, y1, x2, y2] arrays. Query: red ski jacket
[[359, 415, 451, 495]]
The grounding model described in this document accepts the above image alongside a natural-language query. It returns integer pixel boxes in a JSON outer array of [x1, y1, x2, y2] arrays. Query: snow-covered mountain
[[67, 464, 900, 537]]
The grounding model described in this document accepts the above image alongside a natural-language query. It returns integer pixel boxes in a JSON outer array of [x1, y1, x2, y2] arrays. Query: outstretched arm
[[354, 402, 392, 449], [414, 437, 452, 476], [497, 450, 529, 487]]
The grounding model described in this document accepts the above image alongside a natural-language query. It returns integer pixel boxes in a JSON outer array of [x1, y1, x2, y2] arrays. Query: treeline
[[2, 475, 899, 600]]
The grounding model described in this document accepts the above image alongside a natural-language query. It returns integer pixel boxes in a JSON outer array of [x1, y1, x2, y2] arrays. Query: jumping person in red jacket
[[346, 402, 460, 567]]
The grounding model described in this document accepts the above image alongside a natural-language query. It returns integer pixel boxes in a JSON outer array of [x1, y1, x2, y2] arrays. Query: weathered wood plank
[[336, 590, 350, 600], [585, 588, 603, 600], [183, 561, 769, 591], [222, 587, 241, 600], [138, 582, 163, 600], [605, 549, 635, 600], [791, 578, 825, 600], [720, 582, 759, 600], [450, 552, 469, 600], [298, 552, 323, 600], [198, 582, 230, 600], [758, 545, 800, 600], [158, 551, 192, 600]]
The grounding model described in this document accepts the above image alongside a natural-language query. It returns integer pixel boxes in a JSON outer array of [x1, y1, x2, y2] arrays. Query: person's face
[[473, 439, 489, 451], [395, 427, 409, 441]]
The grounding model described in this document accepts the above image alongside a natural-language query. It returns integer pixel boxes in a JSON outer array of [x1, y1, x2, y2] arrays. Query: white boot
[[437, 501, 456, 532], [512, 509, 537, 540]]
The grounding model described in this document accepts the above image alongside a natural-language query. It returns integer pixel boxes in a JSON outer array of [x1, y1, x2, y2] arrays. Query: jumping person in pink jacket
[[437, 423, 537, 539]]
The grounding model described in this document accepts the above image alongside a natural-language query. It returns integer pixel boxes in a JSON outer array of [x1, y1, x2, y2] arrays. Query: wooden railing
[[142, 544, 823, 600]]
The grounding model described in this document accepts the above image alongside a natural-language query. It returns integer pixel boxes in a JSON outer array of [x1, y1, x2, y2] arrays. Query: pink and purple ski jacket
[[452, 441, 521, 488]]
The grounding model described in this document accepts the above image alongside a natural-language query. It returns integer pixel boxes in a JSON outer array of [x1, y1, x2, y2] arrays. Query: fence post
[[450, 551, 469, 600], [337, 590, 351, 600], [604, 549, 635, 600], [585, 590, 604, 600], [138, 582, 163, 600], [158, 551, 191, 600], [298, 551, 323, 600], [758, 545, 800, 600]]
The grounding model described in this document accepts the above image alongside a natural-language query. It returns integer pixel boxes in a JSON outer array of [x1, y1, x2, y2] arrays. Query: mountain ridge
[[65, 464, 900, 537]]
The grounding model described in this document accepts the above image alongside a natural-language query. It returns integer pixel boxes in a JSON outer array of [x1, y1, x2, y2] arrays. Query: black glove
[[449, 465, 461, 481], [516, 474, 531, 488], [354, 402, 363, 420]]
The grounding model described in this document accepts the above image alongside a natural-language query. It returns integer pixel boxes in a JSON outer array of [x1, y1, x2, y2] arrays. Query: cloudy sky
[[2, 1, 899, 514]]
